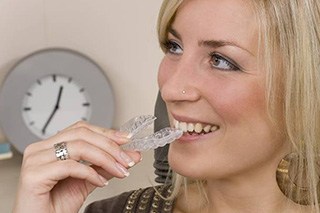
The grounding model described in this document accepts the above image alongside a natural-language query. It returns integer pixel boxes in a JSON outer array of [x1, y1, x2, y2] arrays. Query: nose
[[159, 56, 201, 103]]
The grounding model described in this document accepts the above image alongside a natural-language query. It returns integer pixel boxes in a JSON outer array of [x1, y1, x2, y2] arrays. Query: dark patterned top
[[84, 185, 174, 213]]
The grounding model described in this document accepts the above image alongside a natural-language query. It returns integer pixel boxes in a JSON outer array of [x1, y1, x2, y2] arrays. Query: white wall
[[0, 0, 163, 142]]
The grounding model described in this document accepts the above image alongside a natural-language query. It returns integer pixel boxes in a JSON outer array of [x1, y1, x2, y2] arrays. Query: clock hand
[[55, 85, 63, 108], [41, 86, 64, 135]]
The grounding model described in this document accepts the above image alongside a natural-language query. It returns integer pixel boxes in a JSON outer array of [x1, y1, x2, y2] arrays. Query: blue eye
[[163, 40, 183, 55], [209, 53, 240, 71]]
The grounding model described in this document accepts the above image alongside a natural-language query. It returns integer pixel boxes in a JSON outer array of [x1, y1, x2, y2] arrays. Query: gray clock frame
[[0, 48, 115, 153]]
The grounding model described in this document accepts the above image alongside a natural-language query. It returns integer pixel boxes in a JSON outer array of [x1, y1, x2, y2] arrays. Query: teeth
[[204, 125, 211, 133], [187, 123, 194, 132], [174, 120, 179, 129], [180, 122, 187, 132], [194, 123, 202, 133], [173, 119, 219, 134], [211, 125, 219, 131]]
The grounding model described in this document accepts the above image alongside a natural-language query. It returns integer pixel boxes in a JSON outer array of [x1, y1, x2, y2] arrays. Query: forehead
[[172, 0, 258, 53]]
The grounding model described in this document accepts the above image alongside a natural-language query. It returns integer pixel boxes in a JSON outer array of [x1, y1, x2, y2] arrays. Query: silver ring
[[54, 142, 69, 161]]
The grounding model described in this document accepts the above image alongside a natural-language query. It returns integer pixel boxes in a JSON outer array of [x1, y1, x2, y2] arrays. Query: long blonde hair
[[157, 0, 320, 210]]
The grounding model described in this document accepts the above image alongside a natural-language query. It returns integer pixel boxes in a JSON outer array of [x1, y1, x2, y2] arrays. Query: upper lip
[[171, 113, 218, 126]]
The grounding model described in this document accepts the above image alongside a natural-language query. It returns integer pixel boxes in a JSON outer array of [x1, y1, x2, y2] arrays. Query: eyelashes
[[209, 52, 240, 71], [161, 40, 183, 55], [162, 39, 241, 72]]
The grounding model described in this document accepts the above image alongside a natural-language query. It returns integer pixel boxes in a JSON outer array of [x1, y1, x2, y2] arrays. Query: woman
[[14, 0, 320, 212]]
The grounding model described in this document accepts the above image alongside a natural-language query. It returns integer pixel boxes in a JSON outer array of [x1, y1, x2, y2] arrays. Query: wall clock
[[0, 48, 115, 153]]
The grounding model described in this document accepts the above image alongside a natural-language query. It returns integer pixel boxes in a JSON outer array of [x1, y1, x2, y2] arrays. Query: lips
[[173, 118, 220, 134]]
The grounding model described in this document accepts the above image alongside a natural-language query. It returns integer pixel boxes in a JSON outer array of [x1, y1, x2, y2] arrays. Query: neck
[[174, 168, 310, 213], [205, 176, 289, 213]]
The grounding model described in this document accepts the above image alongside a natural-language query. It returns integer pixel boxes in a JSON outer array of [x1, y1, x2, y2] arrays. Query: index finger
[[59, 121, 130, 144]]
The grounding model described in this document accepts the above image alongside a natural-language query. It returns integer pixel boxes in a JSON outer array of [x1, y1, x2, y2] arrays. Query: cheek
[[205, 79, 267, 125], [157, 58, 168, 89]]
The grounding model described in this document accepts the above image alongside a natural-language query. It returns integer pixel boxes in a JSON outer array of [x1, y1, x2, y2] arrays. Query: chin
[[168, 145, 209, 179], [168, 142, 243, 180]]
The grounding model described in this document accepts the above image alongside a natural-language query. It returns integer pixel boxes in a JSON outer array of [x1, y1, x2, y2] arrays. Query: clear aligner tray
[[120, 115, 183, 151], [120, 115, 156, 139]]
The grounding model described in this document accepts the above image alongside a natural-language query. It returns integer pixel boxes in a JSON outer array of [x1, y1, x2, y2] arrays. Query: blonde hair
[[157, 0, 320, 211]]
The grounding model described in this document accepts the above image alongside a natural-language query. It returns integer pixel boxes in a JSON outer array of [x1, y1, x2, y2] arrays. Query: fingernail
[[126, 133, 133, 139], [98, 175, 109, 186], [120, 152, 135, 167], [115, 162, 130, 177], [115, 131, 130, 138]]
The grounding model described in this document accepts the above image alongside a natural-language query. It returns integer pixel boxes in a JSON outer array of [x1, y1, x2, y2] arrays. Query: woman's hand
[[13, 121, 142, 213]]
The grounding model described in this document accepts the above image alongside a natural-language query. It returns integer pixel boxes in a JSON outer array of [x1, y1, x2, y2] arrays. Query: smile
[[173, 119, 220, 135]]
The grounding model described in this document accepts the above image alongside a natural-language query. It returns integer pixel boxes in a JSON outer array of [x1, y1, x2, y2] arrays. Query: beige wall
[[0, 2, 165, 211], [0, 0, 163, 142]]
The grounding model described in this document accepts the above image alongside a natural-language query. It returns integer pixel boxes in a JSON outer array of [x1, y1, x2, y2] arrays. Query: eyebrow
[[168, 28, 182, 40], [168, 28, 254, 56]]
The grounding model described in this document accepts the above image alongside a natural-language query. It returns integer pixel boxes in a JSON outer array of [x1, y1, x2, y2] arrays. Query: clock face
[[22, 74, 91, 139], [0, 48, 115, 153]]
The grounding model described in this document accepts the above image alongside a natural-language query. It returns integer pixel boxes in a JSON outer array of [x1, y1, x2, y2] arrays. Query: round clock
[[0, 48, 115, 153]]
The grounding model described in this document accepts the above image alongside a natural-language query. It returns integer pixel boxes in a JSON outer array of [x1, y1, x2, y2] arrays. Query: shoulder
[[84, 185, 173, 213]]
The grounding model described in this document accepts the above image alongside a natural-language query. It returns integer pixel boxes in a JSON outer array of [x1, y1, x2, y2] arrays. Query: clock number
[[23, 107, 31, 111]]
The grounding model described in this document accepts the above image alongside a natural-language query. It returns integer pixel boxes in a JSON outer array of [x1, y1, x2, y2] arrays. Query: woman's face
[[158, 0, 288, 180]]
